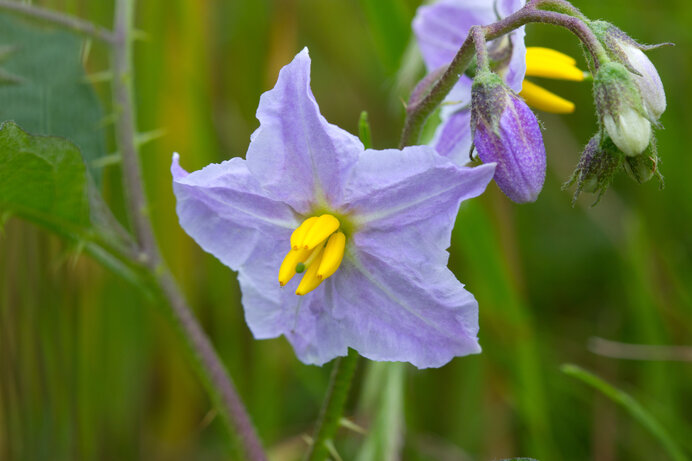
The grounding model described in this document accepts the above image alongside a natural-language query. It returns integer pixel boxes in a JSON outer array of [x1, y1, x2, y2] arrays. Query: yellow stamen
[[526, 47, 577, 66], [302, 214, 340, 250], [279, 247, 311, 286], [525, 56, 585, 82], [317, 232, 346, 281], [290, 216, 318, 250], [296, 245, 325, 296], [520, 80, 575, 114]]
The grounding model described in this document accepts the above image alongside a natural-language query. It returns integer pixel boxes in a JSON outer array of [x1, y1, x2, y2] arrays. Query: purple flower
[[171, 49, 496, 368], [471, 72, 546, 203], [413, 0, 527, 163]]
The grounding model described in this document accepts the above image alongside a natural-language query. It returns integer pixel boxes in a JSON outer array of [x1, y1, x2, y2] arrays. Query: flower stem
[[304, 349, 360, 461], [0, 0, 114, 42], [527, 0, 587, 20], [111, 1, 267, 460], [399, 2, 607, 148]]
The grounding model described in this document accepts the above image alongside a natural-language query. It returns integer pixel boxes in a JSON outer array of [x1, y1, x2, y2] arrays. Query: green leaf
[[0, 121, 88, 228], [562, 364, 689, 461], [0, 14, 106, 181]]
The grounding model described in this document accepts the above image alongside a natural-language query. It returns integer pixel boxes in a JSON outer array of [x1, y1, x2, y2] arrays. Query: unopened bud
[[590, 21, 666, 122], [593, 62, 651, 156], [471, 71, 546, 203], [564, 134, 622, 204]]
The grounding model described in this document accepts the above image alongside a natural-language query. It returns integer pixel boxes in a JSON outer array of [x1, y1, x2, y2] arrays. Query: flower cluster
[[413, 0, 587, 203], [568, 21, 667, 201], [172, 0, 668, 368]]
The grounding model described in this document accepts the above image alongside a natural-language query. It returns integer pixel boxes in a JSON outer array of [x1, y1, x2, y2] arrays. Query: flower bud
[[590, 21, 666, 122], [593, 62, 651, 156], [620, 45, 666, 121], [623, 153, 659, 184], [564, 134, 622, 204], [471, 71, 546, 203]]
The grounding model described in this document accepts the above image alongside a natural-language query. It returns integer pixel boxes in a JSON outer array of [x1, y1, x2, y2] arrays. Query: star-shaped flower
[[172, 49, 495, 368]]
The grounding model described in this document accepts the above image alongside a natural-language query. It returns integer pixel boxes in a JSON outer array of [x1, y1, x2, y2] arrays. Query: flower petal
[[431, 107, 474, 164], [172, 153, 297, 269], [246, 48, 363, 213], [326, 240, 482, 368], [248, 236, 483, 368], [413, 0, 526, 93], [413, 0, 496, 71], [342, 145, 495, 231]]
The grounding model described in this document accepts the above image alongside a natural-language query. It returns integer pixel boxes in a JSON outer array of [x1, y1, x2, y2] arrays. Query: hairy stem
[[111, 1, 266, 460], [528, 0, 587, 20], [0, 0, 114, 42], [304, 349, 360, 461], [399, 3, 607, 148]]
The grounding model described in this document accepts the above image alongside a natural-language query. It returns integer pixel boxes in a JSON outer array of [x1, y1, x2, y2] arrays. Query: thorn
[[132, 30, 149, 42], [135, 128, 167, 147], [339, 417, 366, 435], [99, 113, 118, 128], [325, 440, 343, 461], [84, 71, 113, 84], [197, 408, 217, 431], [91, 153, 122, 169]]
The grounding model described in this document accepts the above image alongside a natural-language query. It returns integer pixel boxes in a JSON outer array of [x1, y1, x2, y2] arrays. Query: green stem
[[305, 349, 360, 461], [562, 364, 689, 461], [110, 1, 267, 460]]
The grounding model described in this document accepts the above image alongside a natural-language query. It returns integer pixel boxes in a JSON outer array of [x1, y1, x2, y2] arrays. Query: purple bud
[[471, 72, 546, 203]]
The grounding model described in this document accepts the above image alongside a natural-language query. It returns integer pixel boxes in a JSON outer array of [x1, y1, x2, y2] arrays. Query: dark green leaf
[[0, 14, 106, 181], [0, 121, 88, 228]]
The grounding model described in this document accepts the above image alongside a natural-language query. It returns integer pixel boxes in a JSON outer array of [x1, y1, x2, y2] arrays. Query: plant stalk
[[304, 349, 360, 461], [111, 1, 267, 460]]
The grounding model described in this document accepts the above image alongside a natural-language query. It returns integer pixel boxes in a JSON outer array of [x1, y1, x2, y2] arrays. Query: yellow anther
[[525, 55, 585, 82], [526, 47, 577, 66], [290, 216, 319, 250], [317, 232, 346, 281], [302, 214, 340, 250], [296, 246, 325, 296], [279, 247, 311, 286], [520, 80, 575, 114]]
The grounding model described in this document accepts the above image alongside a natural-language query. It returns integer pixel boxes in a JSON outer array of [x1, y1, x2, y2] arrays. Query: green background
[[1, 0, 690, 460]]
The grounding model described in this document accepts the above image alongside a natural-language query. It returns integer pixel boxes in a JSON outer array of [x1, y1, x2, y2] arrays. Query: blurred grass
[[1, 0, 691, 460]]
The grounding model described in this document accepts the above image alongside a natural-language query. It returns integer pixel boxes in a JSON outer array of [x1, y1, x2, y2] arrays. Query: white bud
[[621, 44, 666, 120], [603, 109, 651, 156]]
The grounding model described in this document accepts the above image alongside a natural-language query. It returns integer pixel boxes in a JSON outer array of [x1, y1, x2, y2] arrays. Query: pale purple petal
[[474, 95, 546, 203], [243, 236, 483, 368], [246, 48, 363, 213], [413, 0, 498, 70], [171, 153, 297, 269], [327, 240, 481, 368], [341, 145, 496, 231], [432, 108, 474, 164]]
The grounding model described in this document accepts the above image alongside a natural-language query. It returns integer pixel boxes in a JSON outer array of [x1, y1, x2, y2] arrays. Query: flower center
[[278, 214, 346, 296]]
